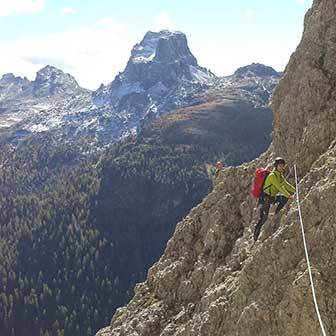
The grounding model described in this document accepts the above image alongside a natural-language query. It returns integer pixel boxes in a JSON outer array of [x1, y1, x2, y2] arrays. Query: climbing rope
[[293, 164, 327, 336]]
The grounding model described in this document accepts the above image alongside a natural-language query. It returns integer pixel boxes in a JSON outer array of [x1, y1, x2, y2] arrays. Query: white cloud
[[0, 0, 45, 16], [244, 9, 254, 18], [0, 18, 134, 90], [96, 18, 120, 27], [154, 11, 176, 31], [296, 0, 305, 4], [60, 6, 75, 14]]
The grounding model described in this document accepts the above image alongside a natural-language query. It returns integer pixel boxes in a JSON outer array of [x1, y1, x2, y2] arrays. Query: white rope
[[293, 164, 327, 336]]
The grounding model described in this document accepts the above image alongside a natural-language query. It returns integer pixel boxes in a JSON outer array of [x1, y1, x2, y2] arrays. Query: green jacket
[[263, 169, 296, 198]]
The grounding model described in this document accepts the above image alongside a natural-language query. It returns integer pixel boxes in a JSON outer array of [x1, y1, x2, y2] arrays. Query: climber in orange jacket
[[254, 157, 296, 241]]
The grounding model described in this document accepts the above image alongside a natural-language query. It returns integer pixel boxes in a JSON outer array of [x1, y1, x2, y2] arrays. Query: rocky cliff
[[0, 73, 32, 99], [96, 0, 336, 335], [33, 65, 84, 97], [91, 30, 216, 136], [0, 31, 278, 146], [272, 0, 336, 176], [93, 30, 214, 108]]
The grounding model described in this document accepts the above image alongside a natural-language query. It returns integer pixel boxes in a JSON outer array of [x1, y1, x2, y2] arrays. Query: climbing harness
[[294, 164, 327, 336]]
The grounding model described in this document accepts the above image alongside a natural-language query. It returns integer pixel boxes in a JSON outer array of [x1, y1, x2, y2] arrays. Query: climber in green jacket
[[253, 157, 296, 241]]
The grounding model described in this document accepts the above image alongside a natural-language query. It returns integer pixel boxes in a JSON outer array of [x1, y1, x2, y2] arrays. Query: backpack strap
[[261, 172, 272, 196]]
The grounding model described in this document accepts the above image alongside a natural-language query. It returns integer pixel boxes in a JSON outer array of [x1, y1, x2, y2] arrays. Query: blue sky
[[0, 0, 313, 89]]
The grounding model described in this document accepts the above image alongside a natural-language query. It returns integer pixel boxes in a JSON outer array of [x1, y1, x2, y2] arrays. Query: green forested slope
[[0, 98, 272, 336]]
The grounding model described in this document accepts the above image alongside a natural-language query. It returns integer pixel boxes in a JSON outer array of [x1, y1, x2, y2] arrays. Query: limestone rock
[[272, 0, 336, 176], [33, 65, 83, 97]]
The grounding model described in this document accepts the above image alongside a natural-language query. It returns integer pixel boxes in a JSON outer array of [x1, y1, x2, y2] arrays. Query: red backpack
[[251, 168, 271, 199]]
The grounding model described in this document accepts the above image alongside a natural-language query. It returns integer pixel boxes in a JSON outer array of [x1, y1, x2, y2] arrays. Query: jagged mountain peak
[[234, 63, 281, 78], [0, 73, 32, 100], [34, 65, 74, 83], [0, 73, 30, 84], [130, 30, 197, 66], [1, 73, 16, 81], [33, 65, 83, 97], [143, 29, 184, 39], [122, 29, 208, 85], [93, 30, 215, 110]]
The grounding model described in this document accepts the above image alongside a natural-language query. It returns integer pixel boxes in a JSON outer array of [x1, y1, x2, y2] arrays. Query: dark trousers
[[254, 195, 288, 241]]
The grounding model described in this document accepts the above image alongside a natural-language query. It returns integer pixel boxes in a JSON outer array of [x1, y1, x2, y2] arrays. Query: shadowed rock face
[[234, 63, 281, 78], [96, 0, 336, 335], [115, 30, 200, 90], [122, 30, 199, 89], [93, 30, 215, 109], [0, 66, 85, 100], [0, 73, 32, 98], [33, 65, 83, 97], [0, 73, 30, 86], [272, 0, 336, 176]]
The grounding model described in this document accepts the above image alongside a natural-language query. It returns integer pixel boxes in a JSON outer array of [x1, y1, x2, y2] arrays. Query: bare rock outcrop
[[96, 0, 336, 335], [272, 0, 336, 176]]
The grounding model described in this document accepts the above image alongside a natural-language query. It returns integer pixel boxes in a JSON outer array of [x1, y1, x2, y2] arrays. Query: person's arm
[[269, 174, 291, 198], [283, 178, 296, 194]]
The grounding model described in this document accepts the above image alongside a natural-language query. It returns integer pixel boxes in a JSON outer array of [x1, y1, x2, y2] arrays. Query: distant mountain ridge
[[234, 62, 281, 78], [0, 73, 32, 100], [92, 30, 216, 129], [33, 65, 85, 97], [0, 65, 89, 100], [0, 30, 281, 145]]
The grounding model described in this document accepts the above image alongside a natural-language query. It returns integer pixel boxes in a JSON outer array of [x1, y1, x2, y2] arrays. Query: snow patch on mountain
[[189, 65, 215, 84], [0, 32, 281, 146]]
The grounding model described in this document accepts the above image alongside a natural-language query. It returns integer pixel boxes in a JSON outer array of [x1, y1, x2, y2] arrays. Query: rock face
[[0, 65, 91, 141], [234, 63, 281, 78], [121, 30, 201, 87], [0, 66, 85, 101], [207, 64, 281, 108], [272, 0, 336, 176], [92, 30, 215, 122], [96, 0, 336, 335], [0, 73, 32, 99], [93, 30, 213, 101], [33, 65, 83, 97]]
